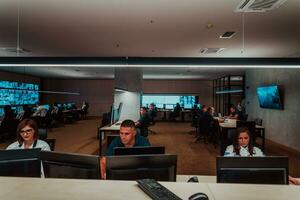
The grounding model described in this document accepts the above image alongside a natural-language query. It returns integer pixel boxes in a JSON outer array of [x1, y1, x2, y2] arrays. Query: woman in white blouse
[[224, 126, 264, 157], [7, 119, 50, 151]]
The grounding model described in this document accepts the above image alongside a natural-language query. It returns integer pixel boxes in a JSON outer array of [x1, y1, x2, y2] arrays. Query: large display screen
[[256, 85, 283, 109], [142, 95, 196, 109], [0, 80, 39, 106]]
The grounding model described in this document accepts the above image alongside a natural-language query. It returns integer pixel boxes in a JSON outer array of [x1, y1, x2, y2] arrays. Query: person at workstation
[[100, 119, 151, 179], [169, 102, 181, 121], [224, 127, 264, 157], [6, 119, 50, 151], [135, 107, 150, 137], [227, 106, 240, 119], [16, 105, 32, 121], [32, 103, 47, 118]]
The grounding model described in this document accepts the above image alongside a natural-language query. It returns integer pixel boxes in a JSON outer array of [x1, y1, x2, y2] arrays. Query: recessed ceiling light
[[220, 31, 236, 39]]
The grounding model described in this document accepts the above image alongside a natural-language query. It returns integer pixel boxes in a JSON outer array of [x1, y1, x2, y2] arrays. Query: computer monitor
[[217, 156, 289, 185], [165, 104, 174, 109], [114, 146, 165, 156], [41, 151, 100, 179], [0, 149, 41, 177], [106, 154, 177, 181]]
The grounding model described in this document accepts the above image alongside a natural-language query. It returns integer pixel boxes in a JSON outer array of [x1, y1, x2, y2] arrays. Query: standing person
[[224, 127, 264, 157], [135, 107, 150, 137], [148, 103, 157, 124], [100, 119, 151, 179], [6, 119, 50, 151]]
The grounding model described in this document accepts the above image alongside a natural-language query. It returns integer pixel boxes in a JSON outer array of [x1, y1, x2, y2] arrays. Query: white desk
[[177, 175, 216, 183], [98, 122, 121, 155], [1, 177, 299, 200]]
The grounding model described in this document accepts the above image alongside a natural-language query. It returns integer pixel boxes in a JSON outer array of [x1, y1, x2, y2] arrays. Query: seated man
[[100, 119, 151, 179], [135, 107, 150, 137]]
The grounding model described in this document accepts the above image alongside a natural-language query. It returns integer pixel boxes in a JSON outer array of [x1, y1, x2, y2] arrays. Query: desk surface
[[1, 177, 299, 200], [216, 118, 264, 129], [99, 122, 122, 131]]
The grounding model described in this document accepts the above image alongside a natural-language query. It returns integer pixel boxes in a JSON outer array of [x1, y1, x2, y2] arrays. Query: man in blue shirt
[[100, 119, 151, 179]]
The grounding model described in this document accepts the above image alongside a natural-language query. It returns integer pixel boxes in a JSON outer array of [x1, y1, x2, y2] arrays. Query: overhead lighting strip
[[0, 64, 299, 68]]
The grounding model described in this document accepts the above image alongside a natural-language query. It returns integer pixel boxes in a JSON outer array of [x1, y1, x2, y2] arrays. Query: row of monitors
[[0, 148, 289, 184], [0, 102, 77, 117], [142, 95, 197, 109]]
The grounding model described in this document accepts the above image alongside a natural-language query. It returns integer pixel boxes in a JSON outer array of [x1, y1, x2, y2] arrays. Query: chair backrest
[[44, 138, 56, 151], [107, 135, 118, 149], [38, 129, 47, 140], [236, 121, 256, 137], [41, 151, 100, 179], [255, 118, 263, 126]]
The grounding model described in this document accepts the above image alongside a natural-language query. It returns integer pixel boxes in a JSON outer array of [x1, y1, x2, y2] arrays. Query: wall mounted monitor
[[257, 85, 283, 109]]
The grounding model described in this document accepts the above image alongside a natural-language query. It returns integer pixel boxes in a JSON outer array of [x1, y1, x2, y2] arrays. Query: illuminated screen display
[[0, 80, 39, 106], [142, 95, 196, 109], [256, 85, 283, 109]]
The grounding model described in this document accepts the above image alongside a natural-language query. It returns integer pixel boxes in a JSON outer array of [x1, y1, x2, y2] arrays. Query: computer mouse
[[188, 192, 209, 200], [187, 176, 199, 183]]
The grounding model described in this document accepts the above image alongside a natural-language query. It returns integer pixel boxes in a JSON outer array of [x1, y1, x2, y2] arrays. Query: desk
[[176, 175, 216, 183], [1, 177, 299, 200], [218, 119, 265, 155], [181, 110, 192, 122], [98, 122, 121, 155]]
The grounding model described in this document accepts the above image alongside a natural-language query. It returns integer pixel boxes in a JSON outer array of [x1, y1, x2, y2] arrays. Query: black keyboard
[[137, 179, 182, 200]]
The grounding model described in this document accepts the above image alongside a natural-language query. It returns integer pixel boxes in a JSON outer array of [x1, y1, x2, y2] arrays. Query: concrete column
[[114, 68, 143, 121]]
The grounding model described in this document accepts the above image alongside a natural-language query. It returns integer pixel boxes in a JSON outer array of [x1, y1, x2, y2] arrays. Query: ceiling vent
[[200, 48, 225, 54], [220, 31, 236, 39], [235, 0, 287, 12], [0, 47, 31, 54]]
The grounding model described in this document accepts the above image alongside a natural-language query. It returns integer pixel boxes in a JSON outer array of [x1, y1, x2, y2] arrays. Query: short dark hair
[[140, 107, 147, 111], [17, 119, 39, 144], [121, 119, 136, 129]]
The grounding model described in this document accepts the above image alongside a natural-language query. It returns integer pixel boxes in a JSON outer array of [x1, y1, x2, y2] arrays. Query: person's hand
[[100, 157, 107, 180], [289, 176, 300, 185]]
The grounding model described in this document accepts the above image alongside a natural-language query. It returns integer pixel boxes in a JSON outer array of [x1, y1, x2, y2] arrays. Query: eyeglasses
[[20, 128, 33, 135]]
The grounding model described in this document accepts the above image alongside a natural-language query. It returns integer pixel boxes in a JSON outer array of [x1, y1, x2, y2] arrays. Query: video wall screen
[[142, 95, 196, 109], [0, 80, 39, 106]]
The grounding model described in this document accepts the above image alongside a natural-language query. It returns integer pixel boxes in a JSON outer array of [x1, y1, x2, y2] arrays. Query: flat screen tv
[[256, 85, 283, 109]]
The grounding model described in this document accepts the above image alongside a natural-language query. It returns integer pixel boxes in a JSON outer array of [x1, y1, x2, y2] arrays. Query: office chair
[[44, 138, 56, 151], [38, 128, 47, 140]]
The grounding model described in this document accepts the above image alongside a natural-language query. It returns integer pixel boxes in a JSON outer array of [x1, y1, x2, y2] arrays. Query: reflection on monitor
[[106, 154, 177, 181], [217, 156, 288, 185], [0, 149, 41, 177], [114, 146, 165, 156], [41, 151, 100, 179]]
